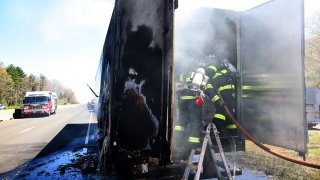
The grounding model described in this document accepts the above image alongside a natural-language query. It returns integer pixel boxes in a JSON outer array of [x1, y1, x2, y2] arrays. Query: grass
[[235, 130, 320, 179], [5, 104, 23, 109]]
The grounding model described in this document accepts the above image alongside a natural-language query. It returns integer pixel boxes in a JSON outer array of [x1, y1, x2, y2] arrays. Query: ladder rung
[[215, 160, 225, 168], [209, 144, 218, 149]]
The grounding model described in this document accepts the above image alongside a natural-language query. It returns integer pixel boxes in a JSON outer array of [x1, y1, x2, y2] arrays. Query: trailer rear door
[[239, 0, 306, 153]]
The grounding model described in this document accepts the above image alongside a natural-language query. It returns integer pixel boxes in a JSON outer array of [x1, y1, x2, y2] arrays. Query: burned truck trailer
[[95, 0, 306, 178], [95, 0, 176, 178]]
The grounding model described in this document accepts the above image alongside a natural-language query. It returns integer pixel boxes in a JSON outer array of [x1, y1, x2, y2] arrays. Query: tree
[[42, 79, 78, 104], [307, 11, 320, 36], [0, 63, 78, 106], [28, 74, 39, 91], [305, 37, 320, 87], [60, 87, 78, 104], [6, 64, 27, 105], [46, 79, 63, 98], [0, 63, 13, 104], [39, 74, 47, 91], [6, 64, 26, 85], [305, 10, 320, 87]]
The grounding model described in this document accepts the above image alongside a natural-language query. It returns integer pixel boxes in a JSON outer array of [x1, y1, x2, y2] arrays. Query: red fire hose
[[217, 91, 320, 169]]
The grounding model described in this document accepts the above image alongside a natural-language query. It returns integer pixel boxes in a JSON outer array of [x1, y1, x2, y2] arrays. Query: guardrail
[[0, 109, 14, 121]]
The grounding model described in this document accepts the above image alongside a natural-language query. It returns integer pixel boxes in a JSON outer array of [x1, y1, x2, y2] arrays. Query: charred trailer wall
[[97, 8, 117, 139], [117, 0, 175, 163], [95, 8, 118, 174], [96, 0, 175, 174]]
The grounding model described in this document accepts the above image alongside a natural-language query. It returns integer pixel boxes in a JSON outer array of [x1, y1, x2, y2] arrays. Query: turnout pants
[[213, 90, 237, 137], [175, 98, 202, 150]]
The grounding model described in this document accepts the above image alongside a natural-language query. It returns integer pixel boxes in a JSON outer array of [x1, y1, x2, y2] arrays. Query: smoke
[[173, 2, 238, 129], [174, 4, 237, 73], [172, 2, 239, 160], [173, 0, 307, 154]]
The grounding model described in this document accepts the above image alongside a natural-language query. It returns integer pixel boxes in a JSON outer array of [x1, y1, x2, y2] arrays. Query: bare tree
[[28, 74, 39, 91], [305, 10, 320, 87], [39, 74, 47, 91], [307, 11, 320, 36]]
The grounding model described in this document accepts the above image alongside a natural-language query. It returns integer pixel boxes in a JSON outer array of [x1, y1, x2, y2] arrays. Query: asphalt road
[[0, 104, 96, 174]]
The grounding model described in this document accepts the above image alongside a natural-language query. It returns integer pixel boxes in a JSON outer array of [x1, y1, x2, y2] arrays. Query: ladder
[[183, 123, 235, 180]]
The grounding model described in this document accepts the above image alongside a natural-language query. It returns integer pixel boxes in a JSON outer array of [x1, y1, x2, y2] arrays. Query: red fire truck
[[22, 91, 57, 117]]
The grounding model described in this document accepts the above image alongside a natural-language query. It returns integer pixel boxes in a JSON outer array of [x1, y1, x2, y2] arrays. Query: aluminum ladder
[[182, 123, 234, 180]]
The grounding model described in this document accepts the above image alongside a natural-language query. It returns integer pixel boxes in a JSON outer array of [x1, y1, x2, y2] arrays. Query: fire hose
[[215, 88, 320, 169]]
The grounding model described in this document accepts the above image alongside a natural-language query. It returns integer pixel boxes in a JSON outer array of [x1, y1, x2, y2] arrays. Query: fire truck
[[22, 91, 57, 117]]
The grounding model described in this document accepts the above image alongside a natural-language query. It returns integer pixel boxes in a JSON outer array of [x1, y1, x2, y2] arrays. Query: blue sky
[[0, 0, 114, 103], [0, 0, 319, 103]]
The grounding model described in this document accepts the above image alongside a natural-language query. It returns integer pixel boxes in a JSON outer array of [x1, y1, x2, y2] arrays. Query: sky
[[0, 0, 114, 103], [0, 0, 319, 103]]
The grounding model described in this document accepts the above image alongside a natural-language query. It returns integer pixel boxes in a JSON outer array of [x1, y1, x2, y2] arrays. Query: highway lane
[[0, 104, 97, 174]]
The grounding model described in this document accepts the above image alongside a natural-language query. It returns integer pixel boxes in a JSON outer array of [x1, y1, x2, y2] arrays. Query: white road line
[[85, 112, 93, 144], [19, 127, 35, 134], [83, 112, 93, 153]]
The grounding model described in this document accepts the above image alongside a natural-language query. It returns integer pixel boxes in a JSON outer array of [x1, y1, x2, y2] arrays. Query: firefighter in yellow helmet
[[205, 55, 239, 137], [173, 59, 211, 159]]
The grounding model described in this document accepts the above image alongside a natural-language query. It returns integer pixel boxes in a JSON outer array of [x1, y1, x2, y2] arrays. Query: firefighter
[[173, 63, 209, 159], [205, 56, 239, 137]]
